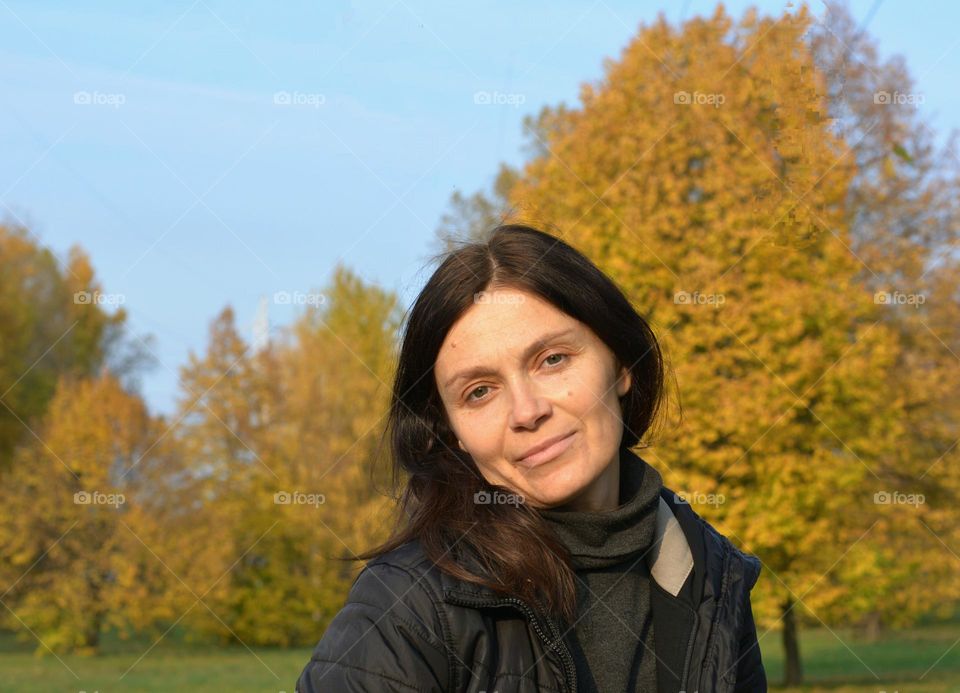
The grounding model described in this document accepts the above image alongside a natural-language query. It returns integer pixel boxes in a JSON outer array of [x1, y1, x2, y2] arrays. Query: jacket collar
[[649, 495, 694, 596]]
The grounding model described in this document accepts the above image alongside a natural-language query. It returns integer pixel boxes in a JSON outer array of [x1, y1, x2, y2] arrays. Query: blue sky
[[2, 0, 958, 417]]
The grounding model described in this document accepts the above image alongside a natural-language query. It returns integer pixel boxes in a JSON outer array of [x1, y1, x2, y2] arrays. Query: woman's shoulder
[[298, 540, 452, 692], [349, 539, 448, 604], [330, 539, 451, 643], [363, 538, 433, 573]]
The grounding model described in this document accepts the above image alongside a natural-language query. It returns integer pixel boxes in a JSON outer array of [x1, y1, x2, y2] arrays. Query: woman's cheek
[[553, 372, 580, 400], [461, 404, 500, 443]]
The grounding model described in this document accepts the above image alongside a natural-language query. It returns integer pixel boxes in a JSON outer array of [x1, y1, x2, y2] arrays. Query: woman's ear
[[617, 365, 632, 397]]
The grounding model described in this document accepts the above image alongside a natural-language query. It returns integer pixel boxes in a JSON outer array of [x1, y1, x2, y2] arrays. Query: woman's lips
[[516, 431, 577, 469]]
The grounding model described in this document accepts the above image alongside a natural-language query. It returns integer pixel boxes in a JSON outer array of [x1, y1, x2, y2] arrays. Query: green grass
[[761, 623, 960, 692], [0, 623, 957, 691], [0, 629, 312, 692], [0, 648, 312, 692]]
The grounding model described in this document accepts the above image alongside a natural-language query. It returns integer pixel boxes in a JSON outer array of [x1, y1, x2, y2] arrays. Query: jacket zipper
[[444, 594, 578, 693], [692, 544, 733, 692], [679, 611, 699, 690]]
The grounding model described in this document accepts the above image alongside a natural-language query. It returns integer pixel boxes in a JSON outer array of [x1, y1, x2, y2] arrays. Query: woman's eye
[[464, 354, 567, 404], [466, 386, 489, 402], [543, 352, 566, 367]]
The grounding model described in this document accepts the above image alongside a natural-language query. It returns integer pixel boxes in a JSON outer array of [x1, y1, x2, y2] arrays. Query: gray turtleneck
[[537, 448, 663, 693]]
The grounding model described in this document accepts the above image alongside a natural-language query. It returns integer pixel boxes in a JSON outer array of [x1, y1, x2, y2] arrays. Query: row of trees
[[0, 228, 402, 652], [0, 2, 957, 685]]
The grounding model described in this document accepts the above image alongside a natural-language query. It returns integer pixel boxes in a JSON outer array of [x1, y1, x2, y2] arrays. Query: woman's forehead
[[435, 303, 590, 390], [442, 295, 576, 352]]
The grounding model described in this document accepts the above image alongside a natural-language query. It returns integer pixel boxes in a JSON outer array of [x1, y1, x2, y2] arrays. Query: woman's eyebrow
[[443, 328, 578, 390]]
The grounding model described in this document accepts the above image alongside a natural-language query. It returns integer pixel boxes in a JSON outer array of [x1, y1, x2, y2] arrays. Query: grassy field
[[0, 623, 958, 692], [760, 622, 960, 691]]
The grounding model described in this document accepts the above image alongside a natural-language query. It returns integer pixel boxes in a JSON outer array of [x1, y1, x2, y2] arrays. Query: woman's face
[[433, 287, 632, 512]]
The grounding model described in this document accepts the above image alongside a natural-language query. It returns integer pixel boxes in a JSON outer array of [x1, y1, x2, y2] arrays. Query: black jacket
[[296, 487, 766, 692]]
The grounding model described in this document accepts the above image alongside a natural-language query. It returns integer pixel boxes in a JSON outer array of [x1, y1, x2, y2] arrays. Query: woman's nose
[[507, 380, 551, 429]]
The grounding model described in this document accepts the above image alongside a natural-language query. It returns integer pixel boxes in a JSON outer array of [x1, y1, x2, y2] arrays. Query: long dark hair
[[352, 223, 668, 626]]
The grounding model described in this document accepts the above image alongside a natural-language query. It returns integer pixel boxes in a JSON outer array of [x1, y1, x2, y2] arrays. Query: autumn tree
[[0, 223, 153, 469], [438, 3, 960, 685], [808, 0, 960, 641], [434, 163, 520, 251], [0, 373, 155, 653], [166, 266, 402, 645]]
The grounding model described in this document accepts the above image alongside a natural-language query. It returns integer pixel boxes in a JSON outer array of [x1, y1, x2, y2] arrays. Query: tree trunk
[[82, 609, 102, 653], [782, 597, 803, 686], [862, 610, 882, 642]]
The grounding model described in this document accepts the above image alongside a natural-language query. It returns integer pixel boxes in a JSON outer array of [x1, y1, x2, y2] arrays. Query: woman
[[296, 224, 766, 692]]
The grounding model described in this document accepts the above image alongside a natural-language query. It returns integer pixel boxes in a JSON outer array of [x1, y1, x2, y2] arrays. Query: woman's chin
[[520, 481, 584, 511]]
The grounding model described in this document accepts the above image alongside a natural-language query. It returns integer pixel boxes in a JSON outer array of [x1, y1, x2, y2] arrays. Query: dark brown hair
[[352, 223, 667, 626]]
